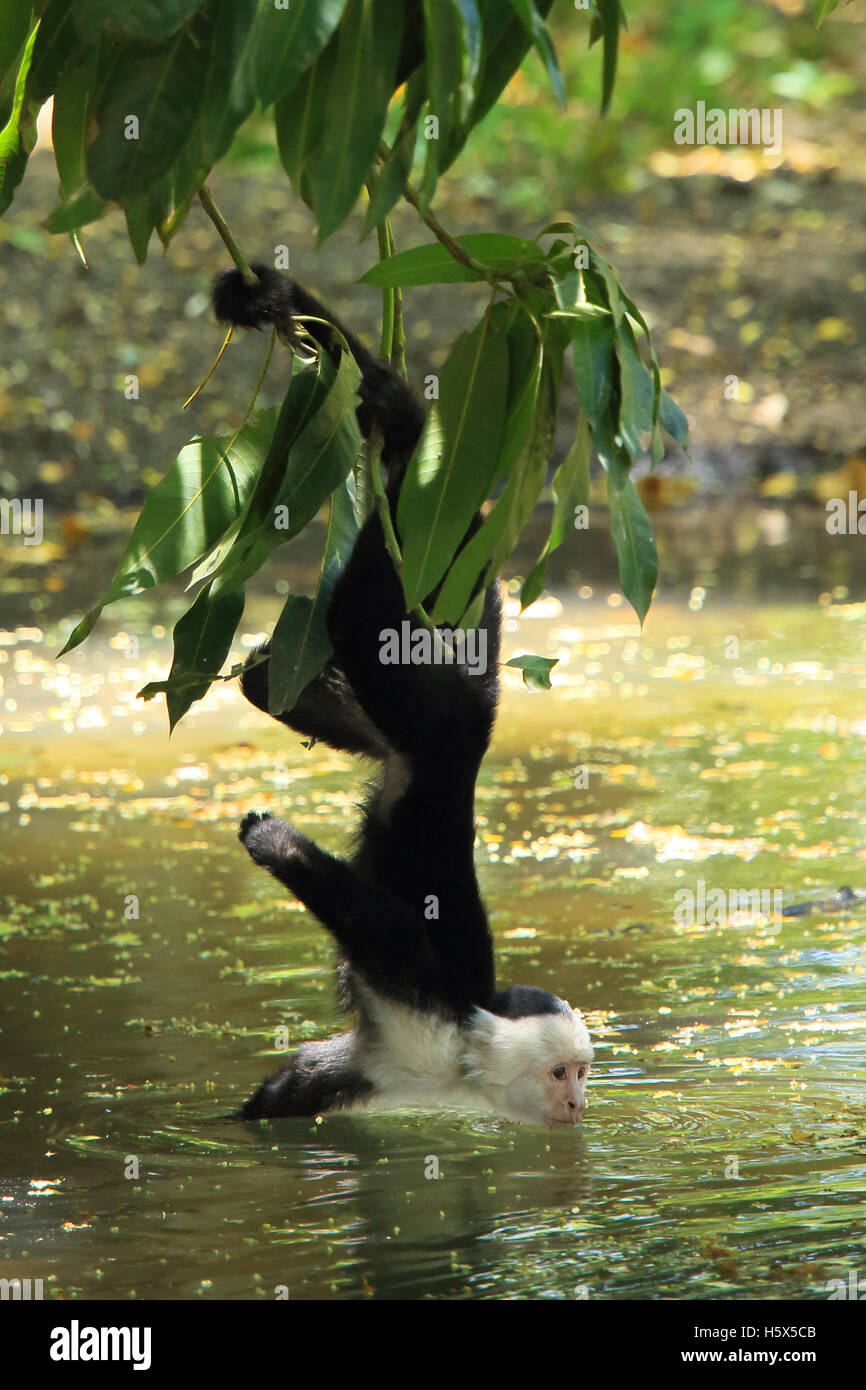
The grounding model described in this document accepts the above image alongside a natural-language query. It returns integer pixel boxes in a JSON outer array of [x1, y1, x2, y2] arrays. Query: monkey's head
[[466, 990, 593, 1128]]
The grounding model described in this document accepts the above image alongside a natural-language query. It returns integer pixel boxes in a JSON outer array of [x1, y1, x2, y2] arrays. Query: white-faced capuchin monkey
[[213, 264, 593, 1128]]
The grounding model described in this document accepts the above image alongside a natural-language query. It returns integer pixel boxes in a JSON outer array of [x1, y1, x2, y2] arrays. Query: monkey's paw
[[239, 810, 305, 874], [238, 809, 273, 845]]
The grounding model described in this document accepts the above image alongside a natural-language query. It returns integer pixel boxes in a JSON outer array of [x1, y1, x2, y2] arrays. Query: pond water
[[1, 576, 865, 1300]]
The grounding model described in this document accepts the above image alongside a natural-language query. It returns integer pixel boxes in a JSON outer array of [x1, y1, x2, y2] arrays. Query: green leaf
[[615, 315, 655, 462], [73, 0, 203, 41], [535, 219, 579, 239], [453, 0, 483, 120], [268, 479, 359, 716], [588, 248, 624, 325], [190, 370, 323, 588], [505, 653, 558, 690], [205, 348, 363, 595], [196, 0, 258, 168], [604, 448, 658, 625], [307, 0, 404, 243], [0, 1, 34, 87], [442, 0, 553, 170], [44, 186, 105, 233], [430, 338, 558, 625], [595, 0, 620, 116], [51, 45, 98, 198], [549, 303, 611, 321], [397, 311, 509, 608], [359, 233, 544, 286], [27, 1, 93, 104], [363, 67, 425, 236], [232, 0, 347, 111], [521, 411, 591, 609], [138, 581, 246, 731], [506, 0, 565, 107], [125, 189, 167, 263], [72, 0, 201, 42], [419, 0, 465, 207], [274, 62, 318, 193], [421, 307, 543, 623], [0, 18, 38, 216], [86, 30, 208, 205], [59, 411, 275, 655], [493, 303, 544, 484], [617, 284, 665, 459], [816, 0, 841, 25], [156, 131, 209, 246], [554, 272, 614, 425], [46, 37, 119, 235], [659, 387, 690, 451]]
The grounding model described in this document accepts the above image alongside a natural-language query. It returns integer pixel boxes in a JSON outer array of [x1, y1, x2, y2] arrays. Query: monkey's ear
[[463, 1009, 523, 1086]]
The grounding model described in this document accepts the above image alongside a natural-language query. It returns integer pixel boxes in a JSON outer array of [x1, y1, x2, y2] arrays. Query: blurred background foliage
[[0, 0, 864, 623], [221, 0, 863, 203]]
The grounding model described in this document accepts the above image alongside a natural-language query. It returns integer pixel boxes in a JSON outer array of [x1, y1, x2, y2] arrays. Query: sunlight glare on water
[[0, 590, 864, 1299]]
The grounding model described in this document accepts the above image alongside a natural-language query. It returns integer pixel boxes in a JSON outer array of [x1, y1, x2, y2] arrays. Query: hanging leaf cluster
[[0, 1, 692, 722], [0, 0, 612, 251]]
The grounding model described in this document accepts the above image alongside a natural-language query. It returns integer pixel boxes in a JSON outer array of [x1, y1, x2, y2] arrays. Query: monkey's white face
[[501, 1058, 590, 1127], [462, 1001, 594, 1128]]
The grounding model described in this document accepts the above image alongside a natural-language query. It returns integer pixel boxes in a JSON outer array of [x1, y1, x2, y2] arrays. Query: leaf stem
[[375, 139, 494, 283], [371, 199, 395, 361], [182, 326, 234, 410], [386, 217, 407, 378], [198, 185, 256, 281]]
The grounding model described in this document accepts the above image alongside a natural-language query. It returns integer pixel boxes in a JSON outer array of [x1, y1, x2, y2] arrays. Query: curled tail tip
[[211, 263, 293, 330]]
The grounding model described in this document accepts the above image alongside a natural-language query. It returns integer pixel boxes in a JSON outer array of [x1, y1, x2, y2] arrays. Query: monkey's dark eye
[[578, 1066, 588, 1081], [552, 1065, 567, 1081]]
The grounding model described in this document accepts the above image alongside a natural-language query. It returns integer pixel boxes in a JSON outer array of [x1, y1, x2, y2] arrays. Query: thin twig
[[183, 326, 234, 410], [386, 217, 407, 378], [382, 152, 491, 281], [198, 185, 256, 281], [368, 183, 395, 361]]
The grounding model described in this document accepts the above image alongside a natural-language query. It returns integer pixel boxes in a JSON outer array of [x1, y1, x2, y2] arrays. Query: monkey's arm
[[212, 265, 424, 470], [239, 812, 438, 1000]]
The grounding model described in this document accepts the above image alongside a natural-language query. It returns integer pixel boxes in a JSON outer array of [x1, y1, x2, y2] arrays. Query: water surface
[[1, 587, 864, 1300]]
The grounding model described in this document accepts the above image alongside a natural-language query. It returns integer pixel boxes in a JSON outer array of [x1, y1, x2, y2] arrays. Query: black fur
[[489, 986, 570, 1020], [213, 266, 425, 471], [221, 266, 544, 1118], [239, 1031, 372, 1119]]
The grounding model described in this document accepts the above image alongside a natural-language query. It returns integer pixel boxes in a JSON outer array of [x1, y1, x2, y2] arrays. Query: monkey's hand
[[212, 265, 297, 335], [238, 811, 309, 873], [238, 811, 346, 915]]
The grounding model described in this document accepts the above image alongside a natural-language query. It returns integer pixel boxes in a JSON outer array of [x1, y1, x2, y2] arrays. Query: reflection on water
[[0, 584, 865, 1300]]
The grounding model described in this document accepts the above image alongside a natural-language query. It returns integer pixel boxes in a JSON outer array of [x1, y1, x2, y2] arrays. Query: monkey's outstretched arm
[[212, 265, 425, 471], [239, 812, 438, 999]]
